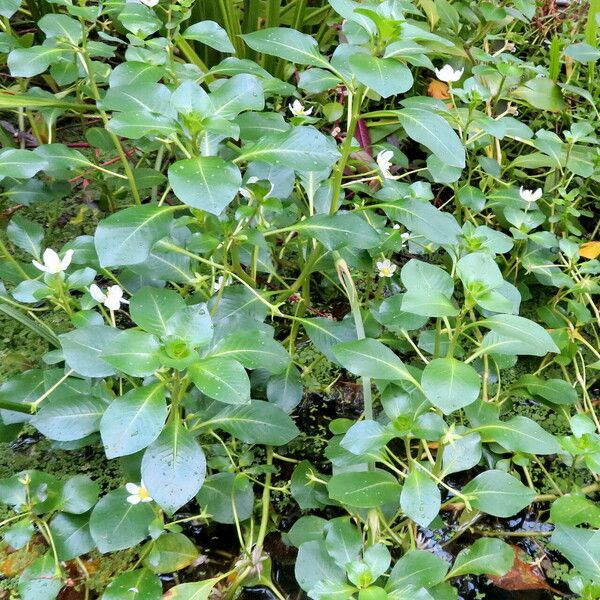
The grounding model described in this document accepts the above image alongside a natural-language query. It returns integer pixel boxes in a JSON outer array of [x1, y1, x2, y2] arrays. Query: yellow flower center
[[137, 486, 151, 501]]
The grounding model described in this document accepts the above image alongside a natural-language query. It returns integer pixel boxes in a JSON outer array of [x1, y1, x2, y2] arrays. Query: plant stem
[[329, 89, 362, 215], [256, 446, 273, 548], [77, 51, 141, 205]]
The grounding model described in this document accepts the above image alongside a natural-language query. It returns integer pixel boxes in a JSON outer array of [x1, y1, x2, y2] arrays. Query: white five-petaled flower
[[289, 99, 313, 117], [376, 258, 397, 278], [32, 248, 74, 275], [519, 186, 542, 203], [89, 284, 128, 311], [434, 64, 464, 83], [213, 275, 232, 291], [125, 482, 153, 505], [377, 149, 394, 179]]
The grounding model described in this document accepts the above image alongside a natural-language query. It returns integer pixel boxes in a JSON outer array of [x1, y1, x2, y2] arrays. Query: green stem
[[329, 89, 362, 215], [256, 446, 273, 547], [77, 51, 141, 205]]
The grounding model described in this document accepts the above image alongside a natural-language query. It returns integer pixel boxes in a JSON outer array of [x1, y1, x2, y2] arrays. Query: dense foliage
[[0, 0, 599, 598]]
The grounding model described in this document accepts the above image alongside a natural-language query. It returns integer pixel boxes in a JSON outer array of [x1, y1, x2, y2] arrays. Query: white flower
[[139, 0, 159, 6], [125, 482, 153, 505], [89, 284, 128, 311], [212, 275, 232, 291], [376, 258, 397, 278], [519, 186, 542, 203], [32, 248, 74, 275], [289, 99, 313, 117], [434, 64, 464, 83], [393, 223, 401, 229], [377, 149, 394, 179]]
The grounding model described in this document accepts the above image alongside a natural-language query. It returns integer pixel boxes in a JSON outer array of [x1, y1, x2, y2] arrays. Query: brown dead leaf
[[428, 79, 450, 100], [579, 241, 600, 259], [488, 545, 557, 592]]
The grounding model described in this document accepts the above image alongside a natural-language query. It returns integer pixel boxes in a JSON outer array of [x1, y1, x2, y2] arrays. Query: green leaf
[[107, 112, 177, 139], [292, 213, 380, 250], [18, 553, 63, 600], [324, 517, 362, 566], [0, 0, 20, 18], [102, 330, 161, 377], [101, 83, 172, 115], [551, 525, 600, 581], [94, 205, 174, 268], [196, 472, 254, 524], [0, 148, 47, 179], [60, 325, 119, 378], [141, 420, 206, 515], [8, 45, 64, 77], [31, 393, 105, 442], [457, 252, 503, 289], [162, 578, 219, 600], [398, 107, 465, 168], [143, 532, 199, 574], [59, 475, 99, 514], [298, 68, 342, 93], [102, 569, 162, 600], [238, 125, 340, 171], [462, 470, 536, 517], [513, 78, 565, 112], [400, 467, 440, 528], [386, 198, 461, 246], [242, 28, 330, 68], [328, 470, 401, 508], [182, 20, 234, 53], [302, 317, 356, 363], [3, 519, 34, 549], [421, 358, 480, 414], [100, 383, 167, 459], [118, 3, 162, 37], [266, 363, 303, 412], [349, 54, 413, 98], [50, 512, 95, 561], [476, 416, 561, 455], [6, 215, 43, 258], [479, 314, 559, 356], [401, 259, 453, 296], [164, 304, 213, 349], [514, 375, 578, 405], [332, 338, 415, 383], [374, 294, 429, 331], [295, 540, 346, 593], [210, 73, 264, 119], [90, 488, 154, 553], [39, 14, 83, 44], [210, 329, 290, 373], [550, 494, 600, 528], [129, 287, 186, 338], [387, 549, 449, 591], [169, 156, 242, 215], [208, 400, 299, 445], [441, 433, 482, 475], [448, 538, 514, 577], [189, 357, 250, 405], [401, 289, 457, 318], [341, 420, 393, 455]]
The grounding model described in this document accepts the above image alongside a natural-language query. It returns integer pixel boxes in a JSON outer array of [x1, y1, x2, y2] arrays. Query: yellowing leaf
[[427, 79, 450, 100], [580, 241, 600, 259]]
